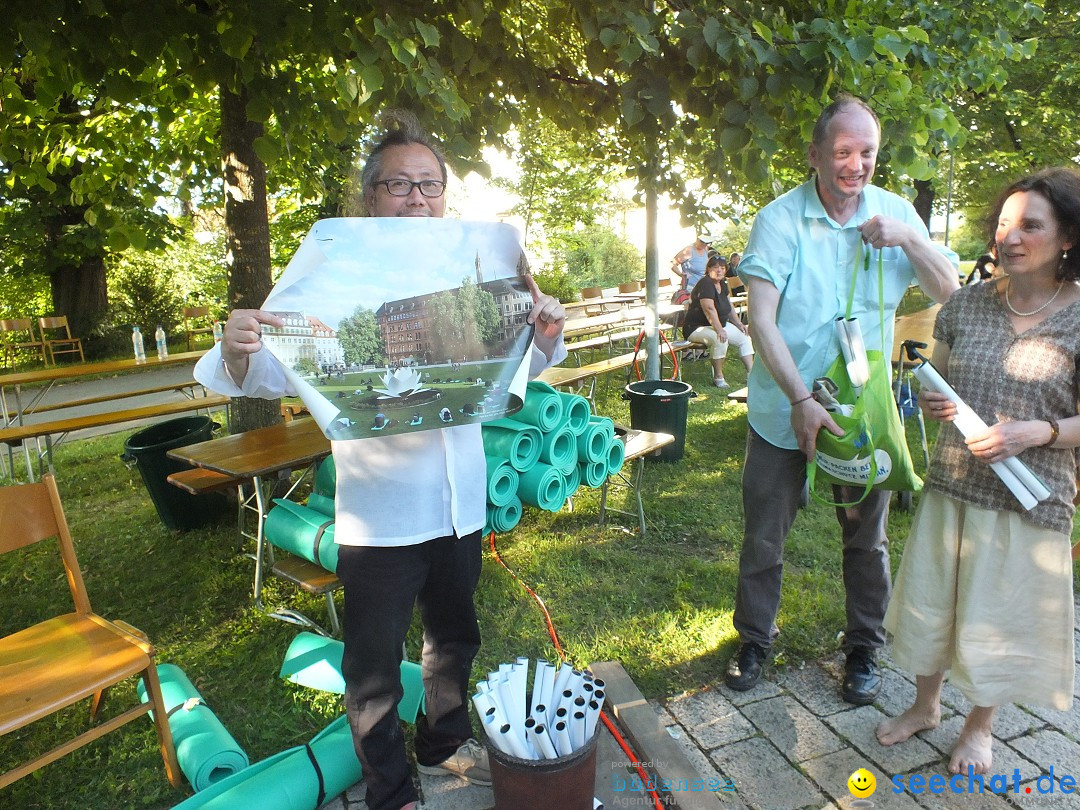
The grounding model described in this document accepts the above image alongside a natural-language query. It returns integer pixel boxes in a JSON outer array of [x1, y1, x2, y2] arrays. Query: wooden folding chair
[[37, 316, 85, 364], [182, 306, 215, 351], [0, 475, 181, 789], [0, 318, 47, 369]]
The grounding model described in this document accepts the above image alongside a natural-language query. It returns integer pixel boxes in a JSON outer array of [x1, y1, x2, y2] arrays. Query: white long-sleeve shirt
[[194, 340, 565, 547]]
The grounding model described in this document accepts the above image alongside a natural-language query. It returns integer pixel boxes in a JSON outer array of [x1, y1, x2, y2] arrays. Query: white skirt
[[884, 490, 1075, 711]]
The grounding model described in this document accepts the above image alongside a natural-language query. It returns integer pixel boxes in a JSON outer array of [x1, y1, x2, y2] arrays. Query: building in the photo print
[[481, 278, 533, 343], [262, 311, 344, 372], [375, 294, 436, 368]]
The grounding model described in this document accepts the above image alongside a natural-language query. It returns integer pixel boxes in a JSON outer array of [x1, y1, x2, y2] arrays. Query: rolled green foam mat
[[576, 421, 609, 464], [539, 425, 577, 472], [278, 632, 425, 722], [314, 455, 336, 497], [264, 499, 339, 572], [554, 391, 591, 435], [513, 381, 564, 432], [305, 491, 335, 517], [606, 436, 626, 475], [518, 462, 566, 511], [172, 715, 360, 810], [482, 419, 542, 471], [562, 464, 581, 499], [486, 496, 523, 533], [485, 459, 520, 507], [136, 663, 248, 791], [581, 459, 608, 488]]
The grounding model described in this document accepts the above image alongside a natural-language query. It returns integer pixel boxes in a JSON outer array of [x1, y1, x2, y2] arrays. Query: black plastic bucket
[[122, 416, 226, 531], [622, 380, 696, 462]]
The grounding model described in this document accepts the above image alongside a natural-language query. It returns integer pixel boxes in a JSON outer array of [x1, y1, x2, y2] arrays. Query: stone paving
[[323, 592, 1080, 810]]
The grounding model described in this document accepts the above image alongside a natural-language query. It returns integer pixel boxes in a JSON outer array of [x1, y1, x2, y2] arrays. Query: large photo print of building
[[258, 219, 536, 439]]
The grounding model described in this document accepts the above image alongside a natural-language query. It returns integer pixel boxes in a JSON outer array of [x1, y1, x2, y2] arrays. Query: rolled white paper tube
[[531, 703, 547, 722], [574, 696, 586, 709], [472, 691, 495, 718], [571, 710, 587, 750], [496, 677, 523, 728], [499, 722, 532, 760], [482, 711, 515, 755], [531, 659, 551, 716], [551, 664, 575, 708], [486, 694, 511, 734], [531, 723, 559, 759], [553, 720, 573, 757], [584, 699, 602, 741], [591, 677, 605, 690], [511, 658, 529, 726], [521, 716, 540, 759], [592, 689, 605, 705]]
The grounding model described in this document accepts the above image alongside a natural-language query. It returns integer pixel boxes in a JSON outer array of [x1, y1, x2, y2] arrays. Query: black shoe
[[724, 642, 768, 691], [842, 646, 882, 705]]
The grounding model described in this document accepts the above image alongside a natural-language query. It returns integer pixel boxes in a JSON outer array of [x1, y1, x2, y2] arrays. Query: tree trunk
[[49, 256, 108, 344], [220, 85, 281, 431], [913, 178, 935, 233]]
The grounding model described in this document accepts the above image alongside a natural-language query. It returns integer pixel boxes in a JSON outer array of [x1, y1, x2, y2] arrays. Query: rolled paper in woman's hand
[[482, 419, 542, 471], [912, 360, 1051, 510], [836, 317, 869, 390]]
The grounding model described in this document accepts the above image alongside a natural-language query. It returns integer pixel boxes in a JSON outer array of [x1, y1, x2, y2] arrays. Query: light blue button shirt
[[738, 180, 957, 450]]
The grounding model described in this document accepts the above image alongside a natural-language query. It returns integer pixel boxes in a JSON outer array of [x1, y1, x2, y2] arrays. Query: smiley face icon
[[848, 768, 876, 798]]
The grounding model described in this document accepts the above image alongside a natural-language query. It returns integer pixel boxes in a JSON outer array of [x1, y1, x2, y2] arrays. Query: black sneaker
[[842, 646, 882, 705], [724, 642, 768, 691]]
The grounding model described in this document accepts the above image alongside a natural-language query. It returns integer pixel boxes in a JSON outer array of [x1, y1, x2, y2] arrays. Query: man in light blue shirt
[[725, 96, 958, 704]]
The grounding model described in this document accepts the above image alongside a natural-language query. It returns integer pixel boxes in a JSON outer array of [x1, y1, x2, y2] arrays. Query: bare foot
[[876, 705, 941, 746], [949, 725, 993, 774]]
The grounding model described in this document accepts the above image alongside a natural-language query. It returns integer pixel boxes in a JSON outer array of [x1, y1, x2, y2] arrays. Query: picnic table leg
[[251, 474, 272, 608]]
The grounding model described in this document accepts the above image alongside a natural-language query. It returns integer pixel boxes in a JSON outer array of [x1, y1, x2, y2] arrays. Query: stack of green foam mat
[[136, 664, 249, 791], [479, 387, 627, 533], [172, 714, 360, 810], [278, 632, 425, 722]]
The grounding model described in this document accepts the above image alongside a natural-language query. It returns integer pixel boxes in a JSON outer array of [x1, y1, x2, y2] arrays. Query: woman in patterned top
[[876, 167, 1080, 775]]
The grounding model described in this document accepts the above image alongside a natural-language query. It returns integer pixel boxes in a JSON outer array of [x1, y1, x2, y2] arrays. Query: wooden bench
[[268, 555, 342, 637], [281, 401, 311, 422], [4, 381, 205, 421], [727, 386, 748, 404], [598, 426, 675, 536], [0, 394, 230, 480], [564, 335, 610, 365], [537, 340, 694, 410]]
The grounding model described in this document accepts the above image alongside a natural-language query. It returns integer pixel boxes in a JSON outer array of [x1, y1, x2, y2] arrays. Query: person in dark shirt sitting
[[682, 252, 754, 388]]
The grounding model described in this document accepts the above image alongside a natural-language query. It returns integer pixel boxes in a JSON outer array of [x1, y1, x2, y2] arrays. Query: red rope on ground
[[486, 530, 664, 810]]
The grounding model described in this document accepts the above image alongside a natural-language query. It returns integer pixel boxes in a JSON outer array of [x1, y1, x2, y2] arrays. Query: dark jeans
[[338, 530, 482, 810], [734, 427, 891, 652]]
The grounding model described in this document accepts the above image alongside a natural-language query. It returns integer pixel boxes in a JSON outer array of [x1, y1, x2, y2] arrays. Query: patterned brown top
[[925, 281, 1080, 534]]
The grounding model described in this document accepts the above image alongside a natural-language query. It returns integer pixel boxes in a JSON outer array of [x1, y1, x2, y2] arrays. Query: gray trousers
[[733, 427, 891, 652]]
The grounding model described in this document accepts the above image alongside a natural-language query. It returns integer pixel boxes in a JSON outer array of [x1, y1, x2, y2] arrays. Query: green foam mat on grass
[[278, 632, 425, 722], [512, 381, 564, 432], [606, 435, 626, 475], [171, 715, 360, 810], [581, 459, 608, 488], [575, 421, 610, 464], [136, 663, 249, 792], [485, 459, 520, 507], [554, 391, 591, 435], [539, 424, 577, 472]]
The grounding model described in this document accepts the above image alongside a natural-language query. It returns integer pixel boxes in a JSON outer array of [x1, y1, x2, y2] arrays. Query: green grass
[[2, 309, 1077, 808]]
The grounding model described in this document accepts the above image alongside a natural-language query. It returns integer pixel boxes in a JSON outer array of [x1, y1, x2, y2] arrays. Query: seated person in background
[[963, 251, 997, 285], [728, 251, 742, 276], [682, 252, 754, 388]]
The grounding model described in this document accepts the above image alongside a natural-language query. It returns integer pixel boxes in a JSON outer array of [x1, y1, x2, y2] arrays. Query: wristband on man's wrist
[[790, 394, 814, 407], [1043, 418, 1060, 448]]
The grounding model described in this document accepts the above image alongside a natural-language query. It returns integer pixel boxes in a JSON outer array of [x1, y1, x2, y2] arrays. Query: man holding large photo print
[[196, 111, 566, 810]]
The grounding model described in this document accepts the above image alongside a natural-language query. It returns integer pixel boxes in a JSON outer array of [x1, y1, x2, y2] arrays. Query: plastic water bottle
[[155, 325, 168, 360], [212, 320, 224, 343], [132, 326, 146, 364]]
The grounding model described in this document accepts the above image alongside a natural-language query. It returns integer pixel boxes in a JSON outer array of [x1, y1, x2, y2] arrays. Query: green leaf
[[246, 95, 274, 123], [360, 65, 384, 94], [415, 21, 440, 48], [702, 17, 721, 49], [107, 228, 130, 252], [219, 25, 254, 60], [751, 22, 773, 46], [253, 135, 281, 164]]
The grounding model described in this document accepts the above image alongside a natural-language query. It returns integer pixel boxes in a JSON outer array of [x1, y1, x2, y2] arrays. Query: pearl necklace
[[1004, 279, 1064, 317]]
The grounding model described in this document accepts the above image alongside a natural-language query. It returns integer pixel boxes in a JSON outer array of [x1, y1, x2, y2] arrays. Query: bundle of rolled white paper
[[912, 361, 1052, 510], [835, 317, 870, 391], [472, 658, 605, 760]]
